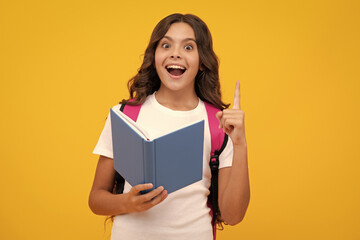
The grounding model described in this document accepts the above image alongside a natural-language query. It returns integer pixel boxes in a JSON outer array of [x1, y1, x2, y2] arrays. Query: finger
[[140, 188, 167, 210], [216, 111, 222, 120], [142, 190, 168, 211], [233, 80, 241, 110], [222, 109, 244, 116], [222, 118, 234, 132], [139, 186, 165, 202], [216, 111, 223, 128], [221, 111, 245, 125], [150, 189, 168, 205], [131, 183, 154, 195], [224, 118, 243, 130]]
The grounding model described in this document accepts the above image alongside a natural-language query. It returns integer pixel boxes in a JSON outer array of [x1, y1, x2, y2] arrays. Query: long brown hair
[[121, 13, 229, 110]]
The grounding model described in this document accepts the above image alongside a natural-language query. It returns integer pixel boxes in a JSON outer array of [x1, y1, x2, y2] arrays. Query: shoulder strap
[[114, 100, 142, 194], [204, 102, 228, 157], [120, 100, 142, 122], [204, 102, 228, 240]]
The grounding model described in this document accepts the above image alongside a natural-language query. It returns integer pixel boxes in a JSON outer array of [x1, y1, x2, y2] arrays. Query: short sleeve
[[218, 136, 233, 169], [93, 112, 114, 159]]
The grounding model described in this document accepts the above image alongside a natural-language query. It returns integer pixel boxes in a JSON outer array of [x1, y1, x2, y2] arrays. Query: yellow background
[[1, 0, 359, 239]]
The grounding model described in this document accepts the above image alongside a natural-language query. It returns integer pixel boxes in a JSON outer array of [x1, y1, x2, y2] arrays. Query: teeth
[[166, 65, 185, 70]]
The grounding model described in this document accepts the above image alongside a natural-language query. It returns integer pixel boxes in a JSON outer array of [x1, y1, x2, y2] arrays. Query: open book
[[110, 108, 204, 194]]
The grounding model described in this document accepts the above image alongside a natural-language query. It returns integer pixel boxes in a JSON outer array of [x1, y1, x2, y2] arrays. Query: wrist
[[122, 192, 132, 213], [233, 140, 247, 148]]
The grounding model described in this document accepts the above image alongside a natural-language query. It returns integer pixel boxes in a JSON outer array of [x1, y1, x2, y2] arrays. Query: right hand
[[125, 183, 168, 213]]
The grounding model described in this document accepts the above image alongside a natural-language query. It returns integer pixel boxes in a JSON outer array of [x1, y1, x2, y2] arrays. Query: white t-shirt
[[93, 93, 233, 240]]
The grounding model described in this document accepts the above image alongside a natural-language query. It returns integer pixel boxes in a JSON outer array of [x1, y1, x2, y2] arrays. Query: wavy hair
[[121, 13, 229, 110]]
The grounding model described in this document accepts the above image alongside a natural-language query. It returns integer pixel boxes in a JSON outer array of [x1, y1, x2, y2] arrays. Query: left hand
[[216, 81, 246, 146]]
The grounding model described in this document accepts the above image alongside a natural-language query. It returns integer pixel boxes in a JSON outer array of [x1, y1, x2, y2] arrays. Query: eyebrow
[[162, 36, 197, 43]]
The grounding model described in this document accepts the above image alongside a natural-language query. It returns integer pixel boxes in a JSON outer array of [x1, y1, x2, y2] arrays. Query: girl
[[89, 13, 250, 240]]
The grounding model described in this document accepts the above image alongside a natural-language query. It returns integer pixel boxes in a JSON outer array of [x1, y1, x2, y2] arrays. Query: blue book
[[110, 108, 204, 194]]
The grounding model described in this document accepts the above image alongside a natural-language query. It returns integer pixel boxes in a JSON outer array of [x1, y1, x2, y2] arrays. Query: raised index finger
[[233, 80, 241, 109]]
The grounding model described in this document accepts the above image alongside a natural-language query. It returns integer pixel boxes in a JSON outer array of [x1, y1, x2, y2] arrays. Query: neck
[[155, 87, 198, 111]]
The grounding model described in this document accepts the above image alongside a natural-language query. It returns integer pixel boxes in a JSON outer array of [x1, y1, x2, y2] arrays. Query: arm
[[218, 143, 250, 225], [88, 155, 168, 216], [216, 81, 250, 225]]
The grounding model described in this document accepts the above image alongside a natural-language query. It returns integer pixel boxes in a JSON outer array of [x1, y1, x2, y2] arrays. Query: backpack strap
[[114, 100, 142, 194], [204, 102, 228, 240], [120, 100, 142, 122]]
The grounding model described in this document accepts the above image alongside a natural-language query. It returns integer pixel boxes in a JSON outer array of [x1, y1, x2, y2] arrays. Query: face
[[155, 22, 200, 95]]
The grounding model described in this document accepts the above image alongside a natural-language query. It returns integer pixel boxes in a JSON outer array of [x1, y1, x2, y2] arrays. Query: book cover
[[110, 108, 204, 194]]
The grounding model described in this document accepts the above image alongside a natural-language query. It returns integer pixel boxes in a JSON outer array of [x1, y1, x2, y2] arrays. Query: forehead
[[163, 22, 196, 40]]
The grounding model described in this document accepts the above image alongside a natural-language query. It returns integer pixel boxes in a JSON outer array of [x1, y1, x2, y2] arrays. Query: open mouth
[[166, 65, 186, 77]]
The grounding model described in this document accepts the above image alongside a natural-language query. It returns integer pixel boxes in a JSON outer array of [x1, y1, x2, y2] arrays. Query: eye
[[161, 43, 170, 48], [184, 45, 193, 50]]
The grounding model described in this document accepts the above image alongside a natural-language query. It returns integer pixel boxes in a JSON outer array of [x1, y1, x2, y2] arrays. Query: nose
[[170, 46, 181, 59]]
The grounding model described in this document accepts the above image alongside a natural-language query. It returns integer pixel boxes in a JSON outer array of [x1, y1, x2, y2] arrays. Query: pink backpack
[[114, 100, 228, 240]]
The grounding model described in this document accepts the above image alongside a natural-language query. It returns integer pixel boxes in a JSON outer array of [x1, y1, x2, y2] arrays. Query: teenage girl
[[89, 13, 250, 240]]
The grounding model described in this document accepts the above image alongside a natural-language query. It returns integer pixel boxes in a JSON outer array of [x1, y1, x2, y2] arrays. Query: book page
[[113, 108, 151, 140]]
